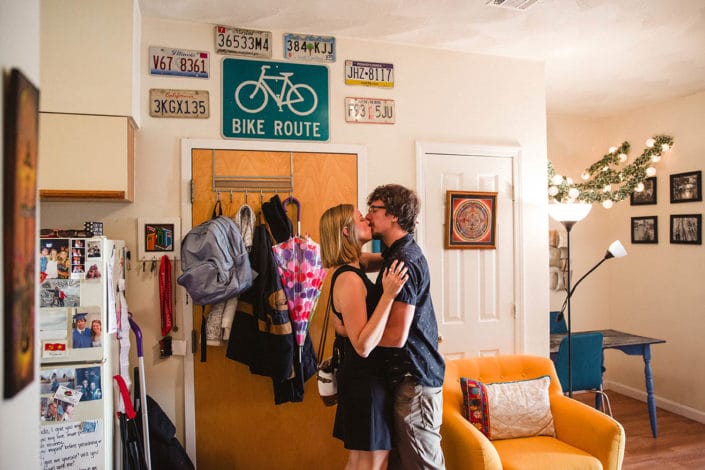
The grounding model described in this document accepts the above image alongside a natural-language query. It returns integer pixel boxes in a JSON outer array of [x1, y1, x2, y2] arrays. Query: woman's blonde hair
[[319, 204, 362, 268]]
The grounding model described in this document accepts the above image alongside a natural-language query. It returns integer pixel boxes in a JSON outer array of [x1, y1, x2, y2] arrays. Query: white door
[[417, 144, 517, 359]]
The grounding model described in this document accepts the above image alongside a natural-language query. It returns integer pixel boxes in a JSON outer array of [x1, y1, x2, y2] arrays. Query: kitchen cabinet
[[39, 113, 135, 201]]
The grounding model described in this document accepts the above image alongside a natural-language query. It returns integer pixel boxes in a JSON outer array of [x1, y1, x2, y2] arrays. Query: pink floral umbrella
[[271, 235, 327, 362]]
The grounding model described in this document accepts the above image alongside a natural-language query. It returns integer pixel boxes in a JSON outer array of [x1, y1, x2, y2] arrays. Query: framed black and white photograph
[[670, 214, 702, 245], [631, 216, 658, 244], [630, 177, 657, 205], [670, 171, 702, 203]]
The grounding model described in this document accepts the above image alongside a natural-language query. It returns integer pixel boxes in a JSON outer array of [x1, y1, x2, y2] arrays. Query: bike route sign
[[222, 58, 329, 141]]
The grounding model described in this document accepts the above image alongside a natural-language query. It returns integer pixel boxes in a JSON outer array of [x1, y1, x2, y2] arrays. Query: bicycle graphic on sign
[[235, 65, 318, 116]]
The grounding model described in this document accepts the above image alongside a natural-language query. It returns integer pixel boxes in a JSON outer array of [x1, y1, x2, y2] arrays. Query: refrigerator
[[38, 237, 127, 470]]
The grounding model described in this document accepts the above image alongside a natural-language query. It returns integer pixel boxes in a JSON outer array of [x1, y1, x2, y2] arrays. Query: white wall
[[39, 16, 549, 445], [548, 90, 705, 422], [1, 0, 41, 467]]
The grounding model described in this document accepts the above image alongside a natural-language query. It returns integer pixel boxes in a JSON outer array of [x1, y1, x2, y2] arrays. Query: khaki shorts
[[389, 376, 445, 470]]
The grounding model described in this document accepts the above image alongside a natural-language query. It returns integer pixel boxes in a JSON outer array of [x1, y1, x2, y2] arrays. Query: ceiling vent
[[485, 0, 539, 10]]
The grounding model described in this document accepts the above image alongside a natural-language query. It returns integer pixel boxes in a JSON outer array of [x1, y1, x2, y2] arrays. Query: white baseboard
[[605, 380, 705, 424]]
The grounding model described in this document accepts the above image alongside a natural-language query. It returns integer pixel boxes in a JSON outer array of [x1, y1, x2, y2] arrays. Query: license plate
[[149, 47, 209, 78], [149, 89, 209, 118], [345, 97, 395, 124], [284, 33, 336, 63], [215, 25, 272, 58], [344, 60, 394, 88]]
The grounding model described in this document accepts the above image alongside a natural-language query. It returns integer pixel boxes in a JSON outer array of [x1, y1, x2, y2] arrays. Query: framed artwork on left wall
[[137, 217, 181, 261], [3, 68, 39, 398]]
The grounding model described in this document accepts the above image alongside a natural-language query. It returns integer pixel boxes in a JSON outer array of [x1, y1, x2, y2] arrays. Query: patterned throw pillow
[[459, 378, 491, 436], [460, 375, 555, 440]]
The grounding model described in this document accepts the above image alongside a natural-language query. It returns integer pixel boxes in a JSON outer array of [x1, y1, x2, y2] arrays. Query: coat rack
[[211, 150, 295, 195]]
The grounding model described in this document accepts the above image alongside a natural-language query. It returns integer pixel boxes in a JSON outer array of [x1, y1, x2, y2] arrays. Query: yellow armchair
[[441, 355, 625, 470]]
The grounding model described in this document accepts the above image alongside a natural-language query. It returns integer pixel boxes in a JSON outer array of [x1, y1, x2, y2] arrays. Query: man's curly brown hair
[[367, 184, 419, 233]]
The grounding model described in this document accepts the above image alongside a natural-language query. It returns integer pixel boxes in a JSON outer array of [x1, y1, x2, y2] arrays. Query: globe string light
[[548, 135, 674, 208]]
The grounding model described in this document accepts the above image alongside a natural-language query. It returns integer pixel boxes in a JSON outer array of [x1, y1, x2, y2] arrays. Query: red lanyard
[[159, 255, 173, 337]]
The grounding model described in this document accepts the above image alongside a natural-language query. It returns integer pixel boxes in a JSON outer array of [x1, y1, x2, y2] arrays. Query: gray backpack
[[177, 216, 254, 305]]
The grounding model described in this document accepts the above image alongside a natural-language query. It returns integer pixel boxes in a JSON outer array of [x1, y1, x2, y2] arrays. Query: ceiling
[[138, 0, 705, 117]]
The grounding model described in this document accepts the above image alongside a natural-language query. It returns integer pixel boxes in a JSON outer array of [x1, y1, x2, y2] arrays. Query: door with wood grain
[[190, 148, 357, 469]]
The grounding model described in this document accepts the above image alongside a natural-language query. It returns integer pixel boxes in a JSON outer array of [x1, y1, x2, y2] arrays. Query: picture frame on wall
[[3, 69, 39, 398], [445, 190, 497, 249], [137, 217, 181, 261], [670, 170, 702, 203], [631, 216, 658, 244], [670, 214, 702, 245], [630, 176, 657, 205]]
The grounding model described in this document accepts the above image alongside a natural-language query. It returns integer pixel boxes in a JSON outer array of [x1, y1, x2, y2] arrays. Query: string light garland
[[548, 135, 674, 208]]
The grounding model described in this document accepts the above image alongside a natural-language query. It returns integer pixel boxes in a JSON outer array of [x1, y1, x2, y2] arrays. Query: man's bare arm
[[378, 301, 414, 348], [360, 252, 383, 273]]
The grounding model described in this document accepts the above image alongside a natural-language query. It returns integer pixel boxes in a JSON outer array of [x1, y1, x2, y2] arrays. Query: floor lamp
[[548, 202, 592, 397]]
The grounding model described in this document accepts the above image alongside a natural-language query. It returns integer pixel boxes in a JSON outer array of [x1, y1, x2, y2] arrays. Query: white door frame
[[415, 141, 525, 354], [179, 138, 367, 462]]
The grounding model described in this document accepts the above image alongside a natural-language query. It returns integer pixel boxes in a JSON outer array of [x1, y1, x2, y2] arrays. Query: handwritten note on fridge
[[40, 420, 104, 469]]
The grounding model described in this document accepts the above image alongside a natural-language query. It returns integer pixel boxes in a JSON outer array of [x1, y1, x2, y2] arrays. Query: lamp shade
[[606, 240, 627, 259], [548, 202, 593, 223]]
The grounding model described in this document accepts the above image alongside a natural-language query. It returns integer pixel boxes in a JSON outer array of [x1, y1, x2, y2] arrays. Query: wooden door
[[191, 149, 356, 469]]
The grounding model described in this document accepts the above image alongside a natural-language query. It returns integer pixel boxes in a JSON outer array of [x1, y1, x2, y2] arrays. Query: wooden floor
[[574, 390, 705, 469]]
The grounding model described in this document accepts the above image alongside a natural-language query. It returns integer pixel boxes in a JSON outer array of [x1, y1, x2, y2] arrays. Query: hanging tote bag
[[316, 295, 339, 406]]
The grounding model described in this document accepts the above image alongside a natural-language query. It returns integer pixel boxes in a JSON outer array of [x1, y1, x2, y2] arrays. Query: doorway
[[180, 139, 366, 468], [416, 142, 522, 359]]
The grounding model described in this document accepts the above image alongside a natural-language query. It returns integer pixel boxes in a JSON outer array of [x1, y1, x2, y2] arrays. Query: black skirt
[[333, 345, 393, 451]]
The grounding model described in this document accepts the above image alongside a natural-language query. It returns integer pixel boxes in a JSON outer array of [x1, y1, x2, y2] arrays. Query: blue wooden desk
[[550, 328, 666, 438]]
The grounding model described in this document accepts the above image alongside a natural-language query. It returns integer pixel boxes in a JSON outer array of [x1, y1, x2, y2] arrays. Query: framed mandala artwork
[[445, 191, 497, 249]]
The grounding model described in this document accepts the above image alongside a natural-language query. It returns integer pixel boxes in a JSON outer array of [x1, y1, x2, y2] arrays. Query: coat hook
[[151, 257, 157, 273]]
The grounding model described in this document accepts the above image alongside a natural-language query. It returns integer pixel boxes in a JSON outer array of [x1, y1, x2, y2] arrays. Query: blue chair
[[550, 310, 568, 334], [553, 331, 612, 416]]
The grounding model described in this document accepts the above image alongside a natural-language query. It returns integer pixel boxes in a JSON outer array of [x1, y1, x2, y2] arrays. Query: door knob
[[438, 335, 444, 344]]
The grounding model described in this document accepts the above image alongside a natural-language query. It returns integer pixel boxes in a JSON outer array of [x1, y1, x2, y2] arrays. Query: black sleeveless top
[[330, 264, 386, 376]]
